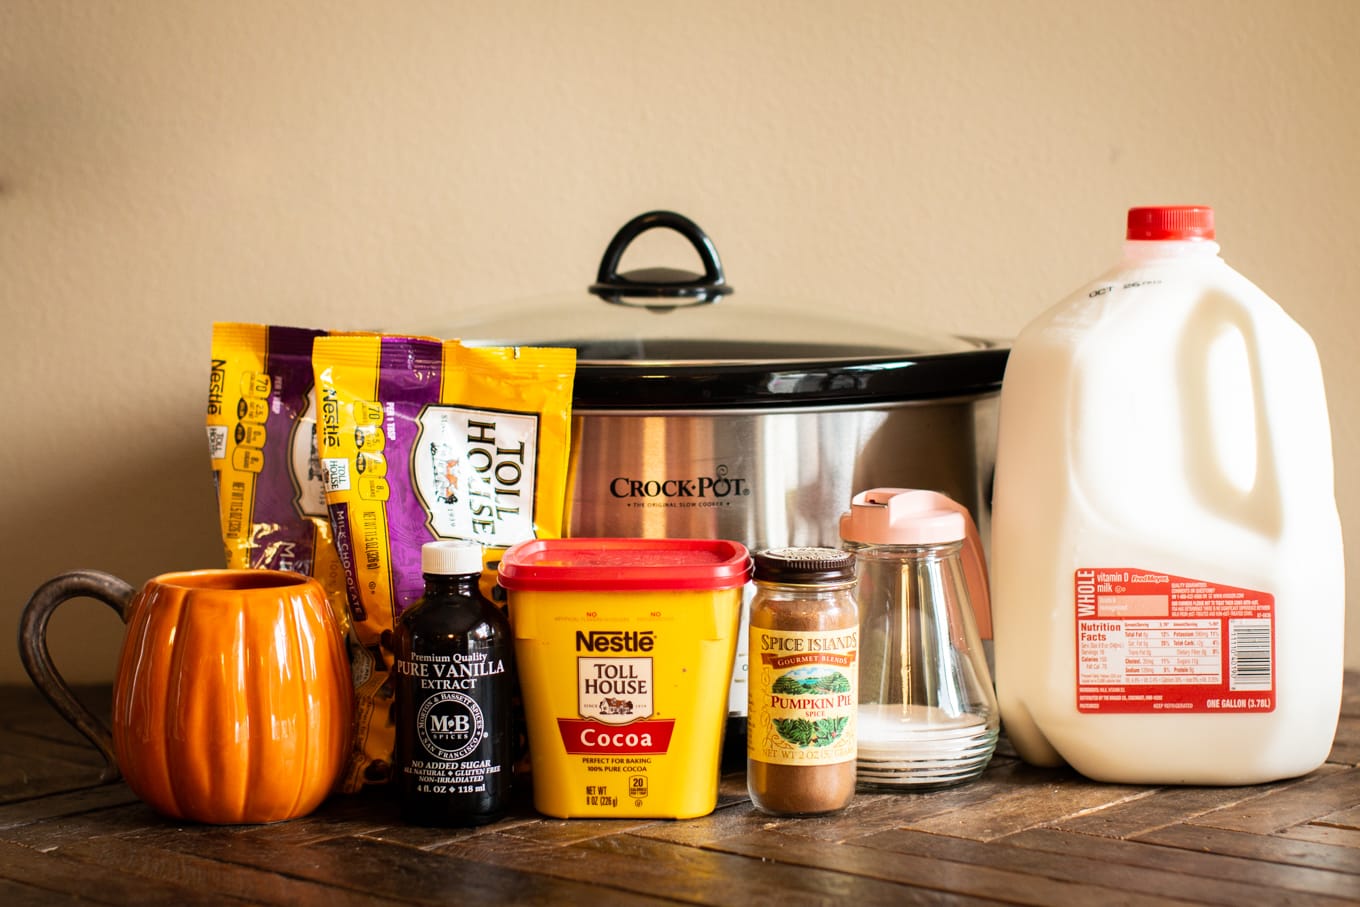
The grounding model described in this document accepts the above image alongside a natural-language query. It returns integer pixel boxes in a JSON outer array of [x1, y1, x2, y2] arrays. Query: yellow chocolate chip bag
[[312, 333, 575, 791], [206, 322, 350, 634]]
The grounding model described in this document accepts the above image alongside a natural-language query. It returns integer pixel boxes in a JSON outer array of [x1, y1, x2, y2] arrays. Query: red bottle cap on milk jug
[[1126, 205, 1215, 241]]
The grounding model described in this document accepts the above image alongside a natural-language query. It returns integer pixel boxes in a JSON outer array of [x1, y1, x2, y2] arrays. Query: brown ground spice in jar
[[746, 547, 858, 816]]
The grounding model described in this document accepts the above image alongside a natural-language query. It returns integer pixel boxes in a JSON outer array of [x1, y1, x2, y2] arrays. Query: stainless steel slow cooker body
[[564, 376, 999, 552]]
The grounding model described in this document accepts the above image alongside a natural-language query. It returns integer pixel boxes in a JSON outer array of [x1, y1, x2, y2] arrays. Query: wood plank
[[1310, 802, 1360, 833], [643, 758, 1136, 847], [718, 827, 1204, 906], [439, 814, 661, 847], [315, 834, 680, 906], [1329, 713, 1360, 766], [130, 825, 672, 905], [0, 876, 99, 906], [228, 787, 407, 848], [378, 826, 562, 863], [627, 798, 786, 847], [853, 826, 1328, 905], [517, 831, 994, 907], [791, 761, 1149, 844], [1001, 826, 1360, 903], [0, 782, 140, 830], [0, 686, 115, 807], [1047, 779, 1314, 839], [0, 685, 112, 741], [1278, 823, 1360, 849], [1186, 767, 1360, 834], [0, 838, 252, 905], [0, 726, 105, 769], [0, 800, 183, 850], [1135, 823, 1360, 874], [433, 825, 994, 905], [0, 750, 106, 804], [53, 835, 414, 907]]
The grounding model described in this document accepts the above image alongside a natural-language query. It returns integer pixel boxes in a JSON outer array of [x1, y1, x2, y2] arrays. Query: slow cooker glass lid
[[450, 210, 1007, 407]]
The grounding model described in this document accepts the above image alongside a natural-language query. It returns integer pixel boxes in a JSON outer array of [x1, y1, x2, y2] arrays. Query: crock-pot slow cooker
[[451, 210, 1009, 761]]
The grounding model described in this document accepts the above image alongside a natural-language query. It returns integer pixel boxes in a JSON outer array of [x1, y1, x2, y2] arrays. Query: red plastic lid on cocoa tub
[[497, 538, 752, 592]]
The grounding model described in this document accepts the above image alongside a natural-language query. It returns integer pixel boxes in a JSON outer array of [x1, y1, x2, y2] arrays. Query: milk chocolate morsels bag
[[206, 323, 350, 632], [312, 334, 575, 791]]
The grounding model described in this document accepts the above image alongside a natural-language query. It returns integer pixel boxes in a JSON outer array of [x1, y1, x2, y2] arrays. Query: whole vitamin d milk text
[[991, 206, 1344, 785]]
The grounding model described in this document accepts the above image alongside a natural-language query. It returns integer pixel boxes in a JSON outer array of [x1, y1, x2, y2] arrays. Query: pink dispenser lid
[[839, 488, 967, 545], [839, 488, 993, 640]]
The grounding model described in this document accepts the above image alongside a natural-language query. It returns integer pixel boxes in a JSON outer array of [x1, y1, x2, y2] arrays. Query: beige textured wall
[[3, 0, 1357, 683]]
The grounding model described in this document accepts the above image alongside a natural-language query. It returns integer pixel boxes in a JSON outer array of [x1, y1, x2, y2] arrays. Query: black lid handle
[[590, 210, 733, 308]]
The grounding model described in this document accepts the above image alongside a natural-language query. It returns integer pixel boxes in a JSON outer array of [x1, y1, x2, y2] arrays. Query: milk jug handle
[[18, 570, 135, 783], [1178, 293, 1280, 528]]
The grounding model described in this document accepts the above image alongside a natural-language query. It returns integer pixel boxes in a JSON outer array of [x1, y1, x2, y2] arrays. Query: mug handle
[[18, 570, 136, 783]]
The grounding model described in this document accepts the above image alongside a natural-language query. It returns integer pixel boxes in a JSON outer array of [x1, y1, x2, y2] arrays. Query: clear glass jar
[[840, 488, 999, 790]]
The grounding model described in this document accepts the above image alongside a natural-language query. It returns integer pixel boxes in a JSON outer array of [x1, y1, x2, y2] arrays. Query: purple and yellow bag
[[312, 333, 575, 790], [206, 322, 349, 630]]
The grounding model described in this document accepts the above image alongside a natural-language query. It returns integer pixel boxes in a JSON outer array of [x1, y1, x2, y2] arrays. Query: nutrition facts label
[[1081, 619, 1221, 684], [1075, 568, 1274, 714]]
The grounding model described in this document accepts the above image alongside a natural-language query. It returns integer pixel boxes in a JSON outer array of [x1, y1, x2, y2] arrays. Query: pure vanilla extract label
[[397, 650, 508, 795], [749, 627, 858, 766]]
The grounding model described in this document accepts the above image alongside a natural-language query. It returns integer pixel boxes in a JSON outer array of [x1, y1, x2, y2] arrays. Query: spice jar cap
[[753, 547, 856, 584], [422, 540, 484, 576]]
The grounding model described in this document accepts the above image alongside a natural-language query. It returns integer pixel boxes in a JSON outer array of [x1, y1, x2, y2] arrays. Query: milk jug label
[[1075, 568, 1275, 713]]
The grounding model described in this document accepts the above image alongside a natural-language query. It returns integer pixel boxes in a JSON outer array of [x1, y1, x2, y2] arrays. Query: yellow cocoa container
[[498, 538, 751, 819]]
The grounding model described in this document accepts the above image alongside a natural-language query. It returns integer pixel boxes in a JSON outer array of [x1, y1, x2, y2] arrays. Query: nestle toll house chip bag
[[312, 333, 575, 791], [206, 322, 350, 634]]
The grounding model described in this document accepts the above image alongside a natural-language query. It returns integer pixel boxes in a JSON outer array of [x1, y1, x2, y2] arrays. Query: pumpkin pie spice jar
[[746, 547, 859, 816]]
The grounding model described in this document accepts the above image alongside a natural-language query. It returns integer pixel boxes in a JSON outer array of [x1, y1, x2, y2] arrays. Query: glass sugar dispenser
[[839, 488, 999, 789]]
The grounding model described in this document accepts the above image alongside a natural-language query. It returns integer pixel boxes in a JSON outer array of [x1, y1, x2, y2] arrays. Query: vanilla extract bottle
[[394, 540, 514, 826]]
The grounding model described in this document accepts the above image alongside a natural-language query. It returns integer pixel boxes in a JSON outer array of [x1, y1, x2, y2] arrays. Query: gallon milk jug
[[990, 205, 1344, 785]]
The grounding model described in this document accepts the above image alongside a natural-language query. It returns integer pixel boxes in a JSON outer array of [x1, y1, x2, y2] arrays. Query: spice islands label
[[749, 627, 857, 766]]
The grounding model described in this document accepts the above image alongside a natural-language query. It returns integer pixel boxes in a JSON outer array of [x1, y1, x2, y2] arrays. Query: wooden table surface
[[1, 676, 1357, 906]]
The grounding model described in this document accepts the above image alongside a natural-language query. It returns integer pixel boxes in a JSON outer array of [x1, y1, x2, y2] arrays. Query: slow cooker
[[452, 210, 1009, 761]]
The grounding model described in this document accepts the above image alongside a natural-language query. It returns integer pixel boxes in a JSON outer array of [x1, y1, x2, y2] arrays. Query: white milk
[[991, 206, 1344, 785]]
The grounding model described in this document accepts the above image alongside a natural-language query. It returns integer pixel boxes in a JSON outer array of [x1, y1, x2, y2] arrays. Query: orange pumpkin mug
[[19, 569, 354, 824]]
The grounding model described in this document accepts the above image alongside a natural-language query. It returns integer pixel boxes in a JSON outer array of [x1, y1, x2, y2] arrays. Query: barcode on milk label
[[1228, 619, 1272, 691], [1074, 568, 1275, 714]]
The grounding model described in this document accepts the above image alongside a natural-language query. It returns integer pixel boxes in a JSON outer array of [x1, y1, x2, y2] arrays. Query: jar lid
[[497, 538, 751, 591], [839, 488, 967, 545], [1126, 205, 1215, 241], [753, 547, 856, 584], [422, 540, 484, 576]]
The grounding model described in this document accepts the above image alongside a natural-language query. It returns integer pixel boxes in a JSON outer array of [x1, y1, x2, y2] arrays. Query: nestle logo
[[575, 630, 656, 653]]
